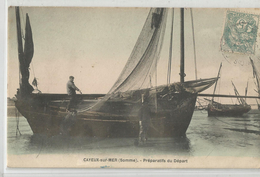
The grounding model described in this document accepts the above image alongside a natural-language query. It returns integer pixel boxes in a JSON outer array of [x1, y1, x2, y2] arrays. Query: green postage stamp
[[221, 11, 259, 54]]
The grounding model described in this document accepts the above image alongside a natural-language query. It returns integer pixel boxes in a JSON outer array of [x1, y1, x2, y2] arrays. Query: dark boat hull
[[15, 92, 197, 138], [207, 103, 251, 117]]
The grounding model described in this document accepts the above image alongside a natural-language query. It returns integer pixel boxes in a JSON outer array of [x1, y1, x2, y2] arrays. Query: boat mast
[[250, 57, 260, 96], [15, 6, 23, 87], [180, 8, 185, 83], [212, 63, 222, 102], [245, 79, 249, 102], [249, 57, 260, 109]]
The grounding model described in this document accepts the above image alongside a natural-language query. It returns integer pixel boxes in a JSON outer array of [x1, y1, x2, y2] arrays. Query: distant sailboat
[[14, 7, 217, 137], [207, 64, 251, 117], [250, 57, 260, 110]]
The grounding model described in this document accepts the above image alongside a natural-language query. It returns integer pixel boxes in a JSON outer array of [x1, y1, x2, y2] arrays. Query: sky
[[7, 7, 260, 106]]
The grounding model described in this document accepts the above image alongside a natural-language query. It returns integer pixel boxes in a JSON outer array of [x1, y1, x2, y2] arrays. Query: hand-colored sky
[[8, 7, 260, 106]]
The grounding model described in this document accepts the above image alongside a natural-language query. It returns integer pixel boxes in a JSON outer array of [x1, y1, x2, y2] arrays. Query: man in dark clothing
[[66, 76, 82, 112], [138, 91, 151, 145]]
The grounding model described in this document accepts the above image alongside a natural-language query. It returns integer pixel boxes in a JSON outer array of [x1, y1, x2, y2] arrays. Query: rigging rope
[[190, 9, 198, 80], [221, 53, 231, 64], [149, 75, 153, 88], [229, 93, 234, 104], [167, 8, 174, 85], [199, 110, 208, 114], [31, 62, 38, 89], [31, 62, 36, 78], [154, 57, 158, 113]]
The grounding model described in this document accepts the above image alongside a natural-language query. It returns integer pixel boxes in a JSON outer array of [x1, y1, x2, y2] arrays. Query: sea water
[[7, 108, 260, 157]]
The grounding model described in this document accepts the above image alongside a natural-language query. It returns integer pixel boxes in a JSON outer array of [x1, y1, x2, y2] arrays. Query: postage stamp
[[221, 10, 259, 54]]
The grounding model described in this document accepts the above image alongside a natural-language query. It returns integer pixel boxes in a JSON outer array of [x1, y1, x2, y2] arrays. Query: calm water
[[7, 109, 260, 157]]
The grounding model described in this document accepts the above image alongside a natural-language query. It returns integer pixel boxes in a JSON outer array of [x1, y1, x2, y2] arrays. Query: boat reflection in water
[[7, 110, 260, 157], [26, 134, 192, 155]]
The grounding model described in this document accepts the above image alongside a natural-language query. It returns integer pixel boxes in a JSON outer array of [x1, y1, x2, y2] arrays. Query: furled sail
[[24, 13, 34, 68], [15, 7, 34, 96]]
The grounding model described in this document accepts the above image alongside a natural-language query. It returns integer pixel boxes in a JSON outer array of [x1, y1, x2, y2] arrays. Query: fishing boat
[[207, 99, 251, 117], [207, 64, 251, 117], [14, 7, 218, 137], [250, 57, 260, 111]]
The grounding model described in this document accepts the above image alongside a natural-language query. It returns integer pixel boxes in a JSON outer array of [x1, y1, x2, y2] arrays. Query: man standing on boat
[[138, 91, 151, 146], [66, 76, 82, 112]]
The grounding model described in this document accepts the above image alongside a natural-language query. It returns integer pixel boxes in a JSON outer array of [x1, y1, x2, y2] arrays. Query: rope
[[77, 97, 102, 113], [221, 53, 231, 64], [31, 62, 38, 90], [149, 75, 153, 88], [200, 110, 208, 114], [167, 8, 174, 85], [15, 107, 22, 136], [190, 9, 198, 80], [31, 62, 36, 78], [36, 136, 45, 158], [230, 93, 234, 104], [154, 55, 158, 113], [212, 116, 242, 128]]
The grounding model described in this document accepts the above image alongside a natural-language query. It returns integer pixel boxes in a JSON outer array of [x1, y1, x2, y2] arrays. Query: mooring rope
[[15, 107, 22, 136], [36, 136, 45, 158], [212, 116, 241, 128], [199, 110, 208, 114]]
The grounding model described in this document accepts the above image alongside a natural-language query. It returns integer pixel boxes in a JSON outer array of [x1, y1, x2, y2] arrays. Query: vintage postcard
[[7, 7, 260, 168]]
